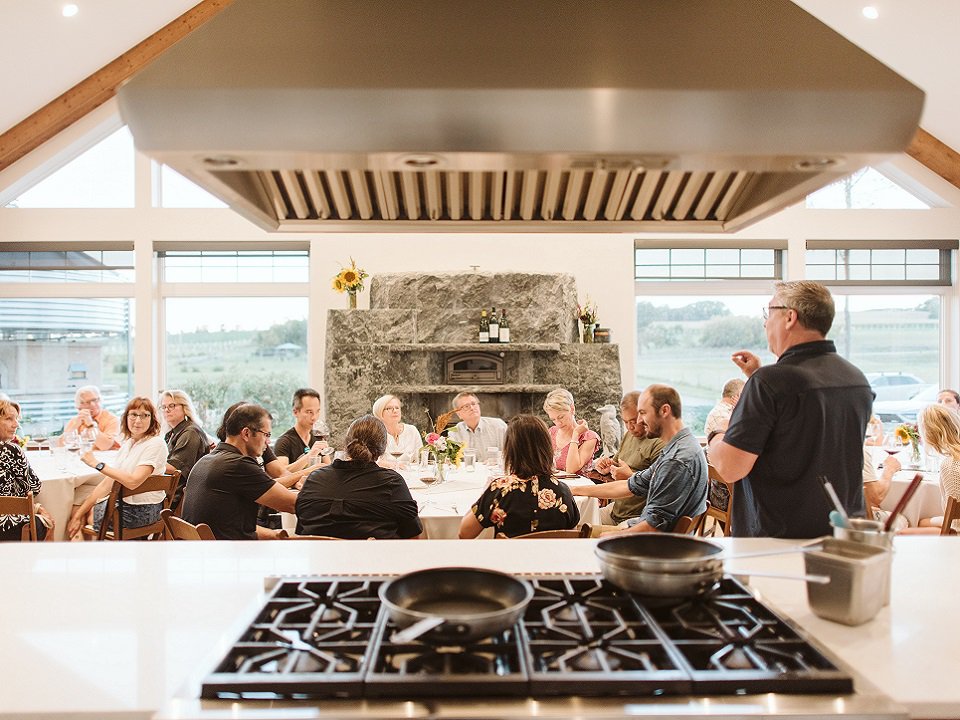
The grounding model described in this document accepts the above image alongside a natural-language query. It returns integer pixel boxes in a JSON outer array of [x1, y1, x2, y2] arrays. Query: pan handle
[[390, 616, 447, 644], [738, 570, 830, 584]]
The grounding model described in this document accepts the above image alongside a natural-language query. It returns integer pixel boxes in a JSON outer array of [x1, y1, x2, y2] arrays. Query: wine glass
[[418, 460, 439, 489], [882, 434, 905, 461], [80, 426, 97, 454], [312, 419, 330, 440], [388, 449, 405, 468]]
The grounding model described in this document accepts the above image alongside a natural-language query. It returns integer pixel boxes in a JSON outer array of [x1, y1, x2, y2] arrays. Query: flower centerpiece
[[576, 298, 598, 343], [895, 422, 922, 465], [422, 432, 464, 481], [331, 257, 369, 309]]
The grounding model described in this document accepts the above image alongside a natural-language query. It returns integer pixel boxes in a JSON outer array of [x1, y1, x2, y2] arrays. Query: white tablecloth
[[26, 449, 116, 540], [867, 447, 943, 527], [283, 466, 600, 539]]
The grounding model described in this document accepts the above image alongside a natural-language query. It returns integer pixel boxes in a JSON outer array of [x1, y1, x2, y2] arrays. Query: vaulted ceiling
[[1, 0, 958, 187]]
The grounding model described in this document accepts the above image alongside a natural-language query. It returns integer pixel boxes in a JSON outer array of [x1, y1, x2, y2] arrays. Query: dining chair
[[940, 495, 959, 536], [673, 512, 709, 535], [500, 523, 593, 539], [81, 471, 180, 541], [704, 464, 733, 536], [160, 508, 215, 540], [0, 492, 40, 541]]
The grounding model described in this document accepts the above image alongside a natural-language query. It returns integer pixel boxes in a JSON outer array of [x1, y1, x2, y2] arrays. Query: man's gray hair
[[620, 390, 641, 410], [721, 378, 745, 399], [74, 385, 101, 404], [774, 280, 835, 335], [451, 391, 479, 411]]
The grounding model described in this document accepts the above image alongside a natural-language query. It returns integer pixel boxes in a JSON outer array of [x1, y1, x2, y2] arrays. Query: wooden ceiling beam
[[907, 128, 960, 190], [0, 0, 233, 174]]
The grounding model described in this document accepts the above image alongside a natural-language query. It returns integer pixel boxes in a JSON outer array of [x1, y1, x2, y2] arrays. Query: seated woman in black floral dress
[[459, 414, 580, 538], [0, 399, 53, 541]]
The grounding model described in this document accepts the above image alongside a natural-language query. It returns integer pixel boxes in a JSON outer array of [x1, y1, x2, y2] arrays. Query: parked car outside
[[872, 384, 939, 430], [865, 372, 932, 402]]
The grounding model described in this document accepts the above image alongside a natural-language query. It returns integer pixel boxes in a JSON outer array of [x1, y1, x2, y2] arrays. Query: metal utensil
[[819, 476, 849, 527]]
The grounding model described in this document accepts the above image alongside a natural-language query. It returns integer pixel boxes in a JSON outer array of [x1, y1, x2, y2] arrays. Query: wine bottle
[[478, 308, 490, 343], [499, 308, 510, 343], [489, 307, 500, 343]]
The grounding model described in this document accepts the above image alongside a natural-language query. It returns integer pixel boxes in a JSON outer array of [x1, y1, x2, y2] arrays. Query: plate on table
[[552, 471, 581, 480]]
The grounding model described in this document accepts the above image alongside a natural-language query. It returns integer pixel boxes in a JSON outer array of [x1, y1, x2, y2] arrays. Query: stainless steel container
[[804, 537, 890, 626], [830, 518, 893, 605]]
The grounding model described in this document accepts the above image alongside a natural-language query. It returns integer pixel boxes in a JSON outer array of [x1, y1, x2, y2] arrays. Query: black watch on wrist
[[95, 462, 106, 472]]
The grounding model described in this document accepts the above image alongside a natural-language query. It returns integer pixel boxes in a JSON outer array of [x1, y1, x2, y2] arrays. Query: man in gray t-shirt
[[447, 392, 507, 462]]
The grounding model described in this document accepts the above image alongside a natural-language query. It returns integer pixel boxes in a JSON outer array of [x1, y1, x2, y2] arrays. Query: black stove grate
[[202, 575, 852, 700]]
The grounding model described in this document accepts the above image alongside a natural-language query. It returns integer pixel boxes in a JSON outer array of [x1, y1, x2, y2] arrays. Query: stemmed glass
[[882, 434, 905, 461], [80, 426, 97, 454], [418, 450, 439, 489]]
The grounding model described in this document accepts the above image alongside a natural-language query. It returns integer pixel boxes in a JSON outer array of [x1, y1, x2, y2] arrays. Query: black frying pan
[[378, 567, 533, 643]]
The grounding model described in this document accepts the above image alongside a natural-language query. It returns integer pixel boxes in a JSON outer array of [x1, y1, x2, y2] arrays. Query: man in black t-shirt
[[273, 388, 329, 467], [707, 281, 873, 538], [182, 404, 298, 540]]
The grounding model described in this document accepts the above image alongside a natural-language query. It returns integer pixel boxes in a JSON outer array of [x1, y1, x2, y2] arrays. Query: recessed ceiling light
[[862, 6, 879, 20], [62, 3, 79, 17]]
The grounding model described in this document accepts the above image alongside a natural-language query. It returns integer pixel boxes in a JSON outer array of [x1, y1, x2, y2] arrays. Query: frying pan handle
[[390, 616, 446, 644]]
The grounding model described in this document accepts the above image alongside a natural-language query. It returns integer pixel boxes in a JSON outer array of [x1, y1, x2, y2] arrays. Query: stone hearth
[[325, 273, 622, 443]]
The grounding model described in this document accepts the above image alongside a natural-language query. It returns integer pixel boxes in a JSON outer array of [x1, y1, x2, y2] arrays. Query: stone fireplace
[[324, 272, 622, 443]]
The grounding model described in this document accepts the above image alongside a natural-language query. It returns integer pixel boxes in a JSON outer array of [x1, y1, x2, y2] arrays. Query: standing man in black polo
[[708, 281, 873, 538], [182, 403, 298, 540]]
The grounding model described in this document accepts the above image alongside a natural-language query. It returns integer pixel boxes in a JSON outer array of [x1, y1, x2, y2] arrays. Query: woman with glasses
[[66, 397, 169, 538], [159, 389, 210, 511], [372, 394, 423, 466], [0, 398, 54, 541]]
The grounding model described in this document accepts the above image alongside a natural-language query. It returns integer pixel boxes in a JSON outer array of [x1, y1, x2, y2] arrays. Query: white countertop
[[1, 536, 956, 719]]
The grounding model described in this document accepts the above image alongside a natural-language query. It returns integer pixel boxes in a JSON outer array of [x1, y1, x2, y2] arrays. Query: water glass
[[463, 450, 477, 472], [486, 447, 501, 468]]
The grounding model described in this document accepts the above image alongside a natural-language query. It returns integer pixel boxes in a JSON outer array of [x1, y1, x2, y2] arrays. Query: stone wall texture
[[326, 273, 622, 445]]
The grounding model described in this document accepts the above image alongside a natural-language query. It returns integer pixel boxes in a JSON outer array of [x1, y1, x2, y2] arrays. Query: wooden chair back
[[940, 495, 959, 536], [82, 471, 180, 541], [500, 523, 593, 539], [160, 508, 216, 540], [0, 491, 38, 541], [704, 464, 733, 536], [673, 512, 709, 535]]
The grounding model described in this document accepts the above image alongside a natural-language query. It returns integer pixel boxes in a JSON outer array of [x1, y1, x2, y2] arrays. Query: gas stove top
[[202, 574, 852, 701]]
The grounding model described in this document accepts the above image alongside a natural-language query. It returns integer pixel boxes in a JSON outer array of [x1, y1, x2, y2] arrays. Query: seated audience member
[[594, 391, 664, 526], [899, 404, 960, 534], [215, 401, 316, 487], [865, 414, 885, 446], [61, 385, 120, 450], [938, 388, 960, 413], [67, 397, 169, 538], [0, 399, 53, 541], [372, 394, 422, 465], [273, 388, 329, 468], [447, 392, 507, 462], [543, 388, 600, 474], [862, 446, 900, 514], [460, 415, 580, 538], [182, 403, 297, 540], [295, 415, 422, 539], [159, 389, 210, 511], [704, 378, 744, 435], [573, 384, 707, 533]]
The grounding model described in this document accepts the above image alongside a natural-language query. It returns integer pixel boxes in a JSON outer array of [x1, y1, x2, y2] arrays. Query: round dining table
[[26, 448, 117, 541], [868, 447, 944, 527], [282, 464, 600, 539]]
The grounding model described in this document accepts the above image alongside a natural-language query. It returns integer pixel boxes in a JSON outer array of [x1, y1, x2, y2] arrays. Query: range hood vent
[[119, 0, 924, 233]]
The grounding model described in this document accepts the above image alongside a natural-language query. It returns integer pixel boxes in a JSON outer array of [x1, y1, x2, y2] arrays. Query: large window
[[0, 298, 134, 437], [0, 247, 135, 283], [635, 295, 777, 435], [164, 297, 308, 432]]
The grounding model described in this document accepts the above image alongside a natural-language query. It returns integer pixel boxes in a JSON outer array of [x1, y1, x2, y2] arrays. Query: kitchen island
[[1, 537, 955, 719]]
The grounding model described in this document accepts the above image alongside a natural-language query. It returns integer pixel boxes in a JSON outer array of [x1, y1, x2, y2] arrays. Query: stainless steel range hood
[[118, 0, 924, 233]]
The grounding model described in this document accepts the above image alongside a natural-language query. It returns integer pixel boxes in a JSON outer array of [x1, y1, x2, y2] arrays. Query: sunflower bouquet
[[332, 257, 368, 293], [895, 422, 921, 463]]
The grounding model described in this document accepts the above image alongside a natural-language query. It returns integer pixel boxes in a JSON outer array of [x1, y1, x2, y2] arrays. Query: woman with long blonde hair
[[899, 404, 960, 534]]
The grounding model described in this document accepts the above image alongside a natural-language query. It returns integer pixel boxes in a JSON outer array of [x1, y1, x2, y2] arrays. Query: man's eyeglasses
[[159, 403, 183, 411], [762, 305, 791, 321], [456, 401, 480, 412], [247, 427, 272, 439], [128, 412, 152, 421]]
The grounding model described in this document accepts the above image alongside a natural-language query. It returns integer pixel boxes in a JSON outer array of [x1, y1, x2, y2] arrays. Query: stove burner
[[202, 575, 852, 700]]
